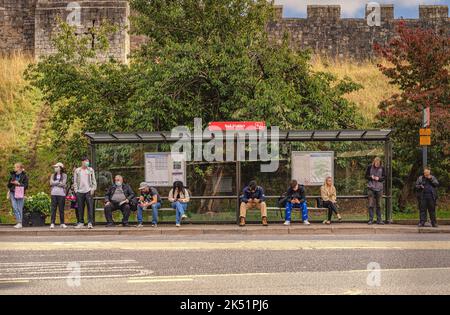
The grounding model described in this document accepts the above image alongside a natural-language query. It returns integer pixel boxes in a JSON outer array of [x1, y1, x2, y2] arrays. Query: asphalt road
[[1, 234, 450, 295]]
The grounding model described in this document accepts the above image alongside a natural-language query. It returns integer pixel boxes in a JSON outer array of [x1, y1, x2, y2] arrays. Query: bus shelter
[[85, 129, 393, 224]]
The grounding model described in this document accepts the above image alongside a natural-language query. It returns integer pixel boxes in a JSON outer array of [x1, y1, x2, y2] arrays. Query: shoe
[[105, 223, 115, 228], [87, 223, 93, 229], [303, 220, 311, 225], [13, 223, 23, 229], [337, 214, 342, 221], [368, 221, 373, 225], [75, 223, 84, 229], [181, 214, 188, 220], [262, 216, 268, 226], [136, 223, 143, 228], [176, 223, 181, 227], [418, 223, 425, 227], [432, 223, 439, 228], [283, 221, 291, 226], [121, 223, 129, 227], [50, 224, 55, 229], [60, 224, 68, 229], [322, 220, 331, 225], [239, 217, 246, 227], [376, 221, 385, 225], [152, 223, 157, 228]]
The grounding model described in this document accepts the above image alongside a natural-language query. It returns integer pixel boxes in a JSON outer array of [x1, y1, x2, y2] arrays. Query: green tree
[[26, 0, 363, 171], [375, 22, 449, 209]]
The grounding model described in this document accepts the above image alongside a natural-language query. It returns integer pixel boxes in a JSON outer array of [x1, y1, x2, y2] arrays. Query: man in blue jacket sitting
[[239, 180, 268, 227], [284, 180, 310, 226]]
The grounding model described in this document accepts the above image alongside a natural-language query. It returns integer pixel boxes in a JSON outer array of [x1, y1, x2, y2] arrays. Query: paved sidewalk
[[0, 223, 449, 236]]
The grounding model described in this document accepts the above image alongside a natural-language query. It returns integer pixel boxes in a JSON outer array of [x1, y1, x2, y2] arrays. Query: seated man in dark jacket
[[239, 180, 267, 227], [284, 180, 310, 226], [104, 175, 135, 227], [416, 168, 439, 228]]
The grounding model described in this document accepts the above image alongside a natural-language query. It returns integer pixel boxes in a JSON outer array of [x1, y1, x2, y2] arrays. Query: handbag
[[14, 186, 25, 199], [277, 193, 288, 208]]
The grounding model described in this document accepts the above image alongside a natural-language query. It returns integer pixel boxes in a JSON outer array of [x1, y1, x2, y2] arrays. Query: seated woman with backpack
[[168, 181, 190, 227]]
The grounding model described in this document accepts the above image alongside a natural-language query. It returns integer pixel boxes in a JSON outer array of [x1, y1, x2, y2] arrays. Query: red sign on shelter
[[208, 121, 266, 131]]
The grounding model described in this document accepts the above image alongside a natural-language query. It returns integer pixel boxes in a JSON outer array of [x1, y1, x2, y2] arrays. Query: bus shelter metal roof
[[85, 129, 393, 144]]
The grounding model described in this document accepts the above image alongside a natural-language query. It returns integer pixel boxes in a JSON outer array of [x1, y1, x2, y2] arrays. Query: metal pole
[[384, 139, 393, 224], [422, 107, 429, 168], [236, 160, 241, 224], [90, 142, 97, 225]]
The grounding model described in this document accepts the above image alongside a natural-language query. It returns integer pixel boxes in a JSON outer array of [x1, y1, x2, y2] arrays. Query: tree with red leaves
[[375, 22, 449, 210]]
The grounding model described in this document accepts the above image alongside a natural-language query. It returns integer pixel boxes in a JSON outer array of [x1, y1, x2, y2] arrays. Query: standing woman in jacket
[[50, 162, 68, 229], [365, 157, 385, 225], [168, 181, 190, 227], [7, 163, 29, 229], [320, 176, 341, 225]]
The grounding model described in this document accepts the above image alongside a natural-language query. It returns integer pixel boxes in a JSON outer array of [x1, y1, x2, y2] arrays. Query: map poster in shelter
[[144, 153, 186, 187], [291, 151, 334, 186]]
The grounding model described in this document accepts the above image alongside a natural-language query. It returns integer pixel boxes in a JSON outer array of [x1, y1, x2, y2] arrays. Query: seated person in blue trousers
[[284, 180, 310, 226], [137, 182, 161, 228], [168, 181, 190, 227]]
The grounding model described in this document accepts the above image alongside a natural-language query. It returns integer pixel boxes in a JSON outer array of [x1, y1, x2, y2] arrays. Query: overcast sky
[[275, 0, 450, 18]]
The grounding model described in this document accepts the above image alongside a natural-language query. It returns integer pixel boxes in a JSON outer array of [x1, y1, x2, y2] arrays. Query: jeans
[[104, 202, 131, 224], [137, 202, 161, 224], [76, 192, 94, 224], [323, 200, 338, 221], [368, 189, 383, 222], [285, 201, 308, 222], [419, 196, 436, 225], [50, 195, 66, 225], [172, 201, 188, 225], [10, 194, 24, 224]]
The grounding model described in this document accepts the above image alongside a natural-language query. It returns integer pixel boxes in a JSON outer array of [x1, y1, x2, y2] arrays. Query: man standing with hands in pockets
[[416, 168, 439, 228], [73, 157, 97, 229]]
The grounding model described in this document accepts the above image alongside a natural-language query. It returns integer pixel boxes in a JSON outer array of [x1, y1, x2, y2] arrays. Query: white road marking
[[2, 240, 450, 251], [0, 259, 154, 282], [128, 278, 194, 283]]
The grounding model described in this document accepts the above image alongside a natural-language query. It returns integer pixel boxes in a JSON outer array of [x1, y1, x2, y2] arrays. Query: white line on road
[[128, 278, 194, 283], [127, 267, 450, 282]]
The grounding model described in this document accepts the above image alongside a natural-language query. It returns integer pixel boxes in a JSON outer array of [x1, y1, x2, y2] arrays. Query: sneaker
[[60, 224, 68, 229], [181, 214, 188, 220], [432, 223, 439, 228], [87, 223, 93, 229], [262, 216, 268, 226], [13, 223, 23, 229], [176, 223, 181, 227], [418, 223, 425, 227], [337, 214, 342, 221], [121, 223, 129, 227], [105, 223, 115, 228], [152, 223, 157, 228], [50, 224, 55, 229], [75, 223, 84, 229], [322, 220, 331, 225], [376, 221, 385, 225], [136, 223, 144, 228], [303, 220, 311, 225], [283, 221, 291, 226], [239, 217, 246, 227], [368, 221, 373, 225]]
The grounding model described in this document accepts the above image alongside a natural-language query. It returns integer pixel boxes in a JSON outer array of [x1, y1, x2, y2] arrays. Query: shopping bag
[[14, 186, 25, 199]]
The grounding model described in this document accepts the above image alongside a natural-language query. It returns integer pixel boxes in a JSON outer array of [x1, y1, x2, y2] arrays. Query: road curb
[[0, 224, 449, 236]]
